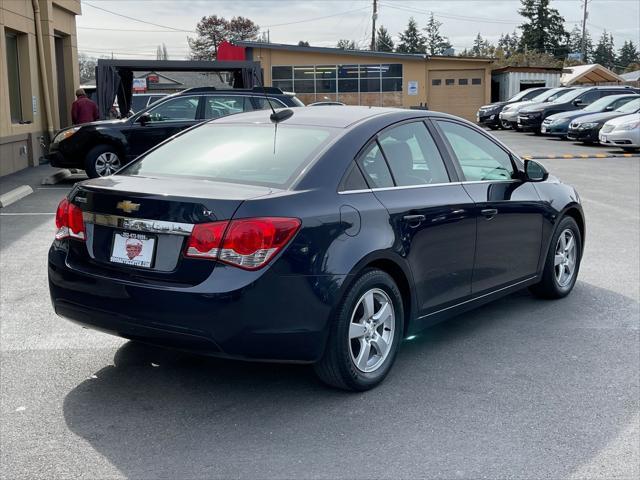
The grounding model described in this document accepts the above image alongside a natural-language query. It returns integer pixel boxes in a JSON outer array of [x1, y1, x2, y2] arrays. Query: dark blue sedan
[[48, 106, 585, 391]]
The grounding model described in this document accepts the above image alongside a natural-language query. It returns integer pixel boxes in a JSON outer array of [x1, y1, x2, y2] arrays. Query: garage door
[[427, 70, 485, 121]]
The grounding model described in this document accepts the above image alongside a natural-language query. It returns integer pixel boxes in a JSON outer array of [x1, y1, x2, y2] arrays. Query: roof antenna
[[252, 70, 294, 123]]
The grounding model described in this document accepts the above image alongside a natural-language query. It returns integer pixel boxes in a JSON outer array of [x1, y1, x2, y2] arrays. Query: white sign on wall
[[132, 78, 147, 92], [407, 81, 419, 96]]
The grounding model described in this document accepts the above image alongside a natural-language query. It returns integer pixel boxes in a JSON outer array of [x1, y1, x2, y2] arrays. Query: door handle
[[480, 208, 498, 219], [402, 214, 426, 227]]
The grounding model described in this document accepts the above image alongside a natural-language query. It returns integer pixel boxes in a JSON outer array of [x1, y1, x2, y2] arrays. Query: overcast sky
[[76, 0, 640, 59]]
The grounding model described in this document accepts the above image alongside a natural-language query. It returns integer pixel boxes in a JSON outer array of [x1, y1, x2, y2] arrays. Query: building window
[[459, 78, 468, 85], [5, 32, 23, 123], [472, 78, 482, 85], [432, 79, 442, 86], [445, 79, 455, 85], [271, 63, 403, 99]]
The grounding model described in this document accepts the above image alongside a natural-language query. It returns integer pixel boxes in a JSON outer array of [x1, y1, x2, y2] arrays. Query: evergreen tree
[[336, 39, 357, 50], [497, 31, 520, 58], [518, 0, 569, 58], [375, 25, 394, 52], [470, 33, 495, 57], [567, 25, 593, 62], [396, 17, 425, 53], [593, 31, 616, 69], [424, 13, 452, 55], [618, 41, 639, 69], [298, 41, 310, 47]]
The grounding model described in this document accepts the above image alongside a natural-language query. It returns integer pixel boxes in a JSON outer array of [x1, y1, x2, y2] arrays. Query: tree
[[156, 43, 169, 60], [396, 17, 425, 53], [497, 31, 521, 58], [187, 15, 259, 59], [567, 25, 592, 62], [593, 31, 616, 69], [469, 33, 495, 57], [518, 0, 569, 58], [424, 13, 452, 55], [618, 41, 639, 69], [226, 16, 260, 43], [297, 40, 310, 47], [78, 53, 97, 84], [336, 39, 357, 50], [375, 25, 394, 52]]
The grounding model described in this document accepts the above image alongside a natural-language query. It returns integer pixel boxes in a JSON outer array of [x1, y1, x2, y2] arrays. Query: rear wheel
[[487, 124, 500, 130], [501, 120, 512, 130], [314, 269, 404, 391], [85, 145, 122, 178], [530, 216, 582, 299]]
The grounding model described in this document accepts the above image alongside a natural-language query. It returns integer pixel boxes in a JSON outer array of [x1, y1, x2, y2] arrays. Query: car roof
[[214, 105, 415, 128]]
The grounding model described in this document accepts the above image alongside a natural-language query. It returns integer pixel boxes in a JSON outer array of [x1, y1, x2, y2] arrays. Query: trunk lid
[[67, 175, 277, 284]]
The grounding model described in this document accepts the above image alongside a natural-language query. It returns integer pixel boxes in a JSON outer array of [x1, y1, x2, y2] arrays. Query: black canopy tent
[[95, 59, 263, 119]]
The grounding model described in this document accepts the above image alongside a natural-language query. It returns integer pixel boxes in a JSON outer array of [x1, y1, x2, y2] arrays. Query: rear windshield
[[121, 123, 336, 188]]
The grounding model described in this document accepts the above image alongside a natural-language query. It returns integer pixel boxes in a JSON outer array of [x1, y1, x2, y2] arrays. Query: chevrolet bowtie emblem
[[116, 200, 140, 213]]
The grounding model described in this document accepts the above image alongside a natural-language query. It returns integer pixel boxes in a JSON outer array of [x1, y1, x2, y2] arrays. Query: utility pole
[[580, 0, 589, 61], [370, 0, 377, 51]]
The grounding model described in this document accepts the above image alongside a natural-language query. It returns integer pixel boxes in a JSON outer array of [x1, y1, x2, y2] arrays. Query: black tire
[[487, 125, 500, 130], [501, 121, 512, 130], [530, 216, 582, 299], [622, 147, 639, 153], [84, 144, 123, 178], [314, 269, 404, 391]]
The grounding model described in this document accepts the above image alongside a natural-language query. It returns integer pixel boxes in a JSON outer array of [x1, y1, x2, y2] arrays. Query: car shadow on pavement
[[62, 281, 639, 479]]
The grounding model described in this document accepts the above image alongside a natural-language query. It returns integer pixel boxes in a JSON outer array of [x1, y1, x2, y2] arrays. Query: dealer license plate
[[110, 231, 156, 268]]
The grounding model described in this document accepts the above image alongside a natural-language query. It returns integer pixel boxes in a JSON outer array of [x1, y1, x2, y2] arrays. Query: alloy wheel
[[554, 228, 577, 287], [94, 152, 121, 176], [348, 288, 395, 373]]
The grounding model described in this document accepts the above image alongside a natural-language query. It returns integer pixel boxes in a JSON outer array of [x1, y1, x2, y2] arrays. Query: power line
[[83, 2, 195, 32], [379, 2, 520, 25], [264, 6, 370, 28], [78, 26, 191, 33]]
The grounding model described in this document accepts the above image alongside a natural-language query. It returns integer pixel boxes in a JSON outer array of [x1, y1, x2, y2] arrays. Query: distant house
[[560, 64, 624, 86], [620, 70, 640, 87], [133, 71, 231, 93], [491, 66, 562, 102]]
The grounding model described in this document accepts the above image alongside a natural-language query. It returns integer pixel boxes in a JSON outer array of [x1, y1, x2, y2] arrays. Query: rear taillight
[[185, 217, 300, 270], [55, 198, 86, 241]]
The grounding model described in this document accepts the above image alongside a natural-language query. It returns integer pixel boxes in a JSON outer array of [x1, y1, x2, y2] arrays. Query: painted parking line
[[521, 153, 639, 160]]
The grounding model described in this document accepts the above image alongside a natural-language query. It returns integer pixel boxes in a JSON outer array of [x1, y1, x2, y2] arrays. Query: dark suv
[[47, 87, 304, 177], [476, 87, 550, 129], [518, 86, 639, 133]]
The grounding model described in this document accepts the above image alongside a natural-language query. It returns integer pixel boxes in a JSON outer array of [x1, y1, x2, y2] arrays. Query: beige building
[[1, 0, 80, 177], [238, 41, 494, 122]]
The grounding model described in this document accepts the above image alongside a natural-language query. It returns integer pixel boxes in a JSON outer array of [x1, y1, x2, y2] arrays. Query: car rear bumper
[[48, 246, 340, 363]]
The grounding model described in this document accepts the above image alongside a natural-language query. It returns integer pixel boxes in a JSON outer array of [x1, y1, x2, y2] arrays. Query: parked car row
[[478, 85, 640, 152]]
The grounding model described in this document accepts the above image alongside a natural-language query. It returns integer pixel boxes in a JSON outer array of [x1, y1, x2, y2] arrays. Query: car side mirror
[[137, 113, 151, 126], [524, 159, 549, 182], [604, 105, 614, 111], [573, 99, 584, 107]]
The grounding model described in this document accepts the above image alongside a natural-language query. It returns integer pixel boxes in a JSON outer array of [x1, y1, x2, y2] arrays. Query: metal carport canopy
[[95, 59, 262, 119]]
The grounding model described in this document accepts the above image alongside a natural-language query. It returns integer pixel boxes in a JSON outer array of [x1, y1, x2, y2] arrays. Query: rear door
[[357, 120, 477, 315], [124, 95, 203, 159], [434, 119, 544, 294]]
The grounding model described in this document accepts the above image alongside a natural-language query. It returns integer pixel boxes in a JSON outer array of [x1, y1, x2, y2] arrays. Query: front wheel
[[530, 216, 582, 299], [314, 269, 404, 391], [85, 145, 122, 178], [501, 120, 512, 130]]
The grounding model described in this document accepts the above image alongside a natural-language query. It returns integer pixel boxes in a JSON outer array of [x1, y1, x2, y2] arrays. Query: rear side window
[[579, 90, 600, 104], [436, 121, 515, 182], [252, 97, 288, 110], [378, 122, 450, 186], [123, 124, 335, 188], [204, 96, 252, 119], [356, 142, 394, 188]]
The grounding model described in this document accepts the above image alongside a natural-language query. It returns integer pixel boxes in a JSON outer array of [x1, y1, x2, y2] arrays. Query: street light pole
[[370, 0, 377, 51]]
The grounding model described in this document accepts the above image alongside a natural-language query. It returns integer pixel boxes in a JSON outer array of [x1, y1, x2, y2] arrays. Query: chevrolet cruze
[[48, 106, 585, 391]]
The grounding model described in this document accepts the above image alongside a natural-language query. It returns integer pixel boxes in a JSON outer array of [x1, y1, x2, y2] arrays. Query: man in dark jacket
[[71, 88, 99, 124]]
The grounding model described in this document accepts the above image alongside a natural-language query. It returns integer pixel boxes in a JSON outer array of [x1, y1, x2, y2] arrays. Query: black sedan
[[476, 86, 550, 129], [48, 106, 585, 391], [46, 87, 303, 178], [567, 97, 640, 143]]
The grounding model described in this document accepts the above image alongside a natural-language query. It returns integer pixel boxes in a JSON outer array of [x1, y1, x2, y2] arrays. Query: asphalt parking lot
[[1, 134, 639, 478]]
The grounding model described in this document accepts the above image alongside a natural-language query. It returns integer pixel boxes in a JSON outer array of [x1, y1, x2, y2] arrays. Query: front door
[[124, 95, 203, 159], [356, 121, 476, 315], [434, 119, 544, 294]]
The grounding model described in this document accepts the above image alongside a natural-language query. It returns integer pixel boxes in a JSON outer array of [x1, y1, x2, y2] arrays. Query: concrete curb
[[522, 153, 639, 160], [41, 169, 71, 185], [0, 185, 34, 208]]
